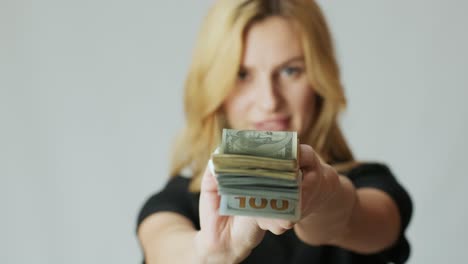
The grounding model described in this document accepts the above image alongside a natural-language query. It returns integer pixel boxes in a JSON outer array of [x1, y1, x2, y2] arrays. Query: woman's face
[[223, 16, 315, 137]]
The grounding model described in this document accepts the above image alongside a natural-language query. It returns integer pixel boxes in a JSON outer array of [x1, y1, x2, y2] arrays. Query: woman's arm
[[137, 166, 283, 264], [293, 145, 401, 254], [294, 174, 400, 254], [331, 186, 401, 253], [139, 211, 244, 264], [137, 212, 202, 263]]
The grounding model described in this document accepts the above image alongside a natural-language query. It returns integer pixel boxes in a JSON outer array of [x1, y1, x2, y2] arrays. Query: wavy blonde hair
[[170, 0, 356, 192]]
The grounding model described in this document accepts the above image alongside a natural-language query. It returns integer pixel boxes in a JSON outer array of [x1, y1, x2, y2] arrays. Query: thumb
[[199, 165, 221, 227], [200, 163, 218, 194]]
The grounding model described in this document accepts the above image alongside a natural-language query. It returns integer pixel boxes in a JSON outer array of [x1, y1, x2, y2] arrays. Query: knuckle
[[257, 220, 268, 231], [284, 221, 295, 229], [270, 227, 287, 235], [277, 220, 295, 229]]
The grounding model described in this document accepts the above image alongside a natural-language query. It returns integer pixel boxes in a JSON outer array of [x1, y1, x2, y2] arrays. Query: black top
[[137, 163, 412, 264]]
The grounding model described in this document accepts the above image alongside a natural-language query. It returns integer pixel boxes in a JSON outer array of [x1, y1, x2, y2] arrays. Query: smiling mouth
[[254, 117, 290, 131]]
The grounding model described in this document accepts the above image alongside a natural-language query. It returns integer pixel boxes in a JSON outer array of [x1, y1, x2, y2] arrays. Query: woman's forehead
[[241, 16, 303, 67]]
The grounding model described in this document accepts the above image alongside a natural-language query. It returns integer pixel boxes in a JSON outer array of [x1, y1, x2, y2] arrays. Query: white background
[[1, 0, 467, 263]]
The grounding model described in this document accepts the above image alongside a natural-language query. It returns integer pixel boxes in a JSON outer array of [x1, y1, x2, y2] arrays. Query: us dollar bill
[[217, 174, 299, 188], [212, 154, 298, 171], [212, 129, 301, 220], [214, 167, 298, 180], [219, 195, 301, 221], [218, 186, 299, 200], [220, 129, 297, 160]]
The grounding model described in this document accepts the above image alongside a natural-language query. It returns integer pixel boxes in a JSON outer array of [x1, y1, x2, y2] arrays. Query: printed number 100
[[234, 196, 289, 211]]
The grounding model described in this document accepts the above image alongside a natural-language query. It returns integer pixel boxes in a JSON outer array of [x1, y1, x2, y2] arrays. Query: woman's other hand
[[294, 144, 357, 246], [196, 166, 296, 263]]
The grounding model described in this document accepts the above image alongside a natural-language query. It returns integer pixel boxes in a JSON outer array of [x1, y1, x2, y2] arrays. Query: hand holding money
[[199, 128, 355, 257], [211, 129, 302, 221], [292, 144, 358, 246], [196, 164, 298, 263]]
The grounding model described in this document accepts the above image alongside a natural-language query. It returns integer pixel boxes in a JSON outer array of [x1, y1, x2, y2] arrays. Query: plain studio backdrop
[[1, 0, 467, 263]]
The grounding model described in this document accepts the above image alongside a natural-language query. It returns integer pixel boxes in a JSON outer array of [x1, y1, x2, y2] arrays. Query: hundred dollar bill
[[211, 129, 302, 220], [219, 194, 301, 221], [214, 167, 298, 180], [217, 175, 299, 187], [212, 154, 298, 171], [220, 129, 298, 160], [218, 186, 299, 200]]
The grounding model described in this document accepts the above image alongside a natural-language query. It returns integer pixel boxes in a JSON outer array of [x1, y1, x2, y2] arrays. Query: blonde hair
[[170, 0, 356, 192]]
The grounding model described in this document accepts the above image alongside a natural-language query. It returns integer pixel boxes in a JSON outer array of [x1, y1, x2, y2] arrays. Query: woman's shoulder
[[346, 161, 392, 176], [164, 175, 192, 190], [333, 161, 391, 177], [335, 161, 401, 189], [136, 175, 199, 231]]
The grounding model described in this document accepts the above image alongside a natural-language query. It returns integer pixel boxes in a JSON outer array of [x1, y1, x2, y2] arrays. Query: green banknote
[[212, 129, 302, 220]]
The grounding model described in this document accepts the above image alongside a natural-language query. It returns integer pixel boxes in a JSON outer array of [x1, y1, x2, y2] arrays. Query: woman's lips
[[254, 117, 290, 131]]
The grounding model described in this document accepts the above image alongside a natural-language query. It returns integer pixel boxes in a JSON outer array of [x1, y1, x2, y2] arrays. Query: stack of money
[[210, 129, 301, 221]]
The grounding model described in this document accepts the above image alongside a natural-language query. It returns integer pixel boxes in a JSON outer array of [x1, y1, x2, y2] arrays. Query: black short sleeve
[[346, 163, 413, 263], [136, 176, 200, 232]]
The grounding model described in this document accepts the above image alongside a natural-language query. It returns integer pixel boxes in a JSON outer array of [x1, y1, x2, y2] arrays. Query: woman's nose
[[256, 76, 282, 112]]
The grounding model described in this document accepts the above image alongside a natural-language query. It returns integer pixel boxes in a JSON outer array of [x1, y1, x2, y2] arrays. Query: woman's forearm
[[139, 212, 238, 264], [139, 213, 198, 263], [294, 175, 356, 247], [331, 186, 401, 254], [294, 176, 400, 254], [143, 228, 199, 263]]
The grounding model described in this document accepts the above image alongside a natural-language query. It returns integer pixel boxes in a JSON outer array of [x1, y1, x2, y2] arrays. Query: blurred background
[[1, 0, 467, 263]]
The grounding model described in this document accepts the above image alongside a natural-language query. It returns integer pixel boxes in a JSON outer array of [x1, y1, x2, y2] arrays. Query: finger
[[301, 169, 321, 188], [300, 165, 340, 216], [200, 165, 218, 194], [199, 166, 221, 225], [277, 219, 295, 230], [257, 221, 287, 235], [256, 218, 295, 235], [299, 144, 321, 171], [300, 170, 322, 215]]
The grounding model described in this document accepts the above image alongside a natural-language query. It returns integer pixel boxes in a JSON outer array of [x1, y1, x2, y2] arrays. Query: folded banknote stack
[[210, 128, 301, 221]]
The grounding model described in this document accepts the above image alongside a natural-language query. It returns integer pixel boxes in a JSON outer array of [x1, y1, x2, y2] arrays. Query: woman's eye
[[281, 66, 303, 77], [238, 70, 249, 81]]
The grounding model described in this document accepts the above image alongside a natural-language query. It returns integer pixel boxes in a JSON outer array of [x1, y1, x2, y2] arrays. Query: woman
[[137, 0, 412, 263]]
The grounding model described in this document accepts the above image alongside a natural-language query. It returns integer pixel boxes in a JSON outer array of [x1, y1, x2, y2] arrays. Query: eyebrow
[[275, 56, 305, 70], [278, 56, 305, 66], [240, 56, 305, 71]]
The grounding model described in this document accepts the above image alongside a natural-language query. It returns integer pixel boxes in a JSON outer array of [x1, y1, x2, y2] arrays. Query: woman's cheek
[[291, 85, 315, 135], [225, 90, 254, 129]]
